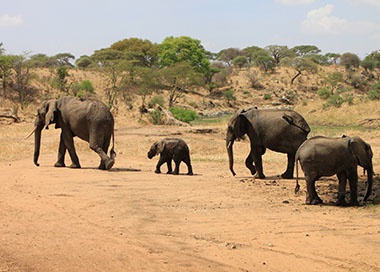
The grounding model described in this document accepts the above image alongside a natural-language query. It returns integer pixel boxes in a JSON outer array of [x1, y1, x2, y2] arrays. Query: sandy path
[[0, 125, 379, 271]]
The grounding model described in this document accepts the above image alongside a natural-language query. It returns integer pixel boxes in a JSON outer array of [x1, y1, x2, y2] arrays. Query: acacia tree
[[265, 45, 294, 65], [281, 57, 318, 85], [157, 62, 202, 107]]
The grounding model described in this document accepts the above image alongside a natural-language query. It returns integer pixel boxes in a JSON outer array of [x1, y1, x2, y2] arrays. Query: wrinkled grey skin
[[226, 107, 310, 179], [148, 138, 193, 175], [295, 136, 373, 206], [33, 96, 116, 170]]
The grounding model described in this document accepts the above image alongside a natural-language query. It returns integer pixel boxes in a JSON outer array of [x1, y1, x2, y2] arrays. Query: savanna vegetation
[[1, 38, 380, 127]]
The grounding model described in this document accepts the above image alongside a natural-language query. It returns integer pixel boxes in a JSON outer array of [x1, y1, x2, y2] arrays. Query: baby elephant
[[148, 138, 193, 175]]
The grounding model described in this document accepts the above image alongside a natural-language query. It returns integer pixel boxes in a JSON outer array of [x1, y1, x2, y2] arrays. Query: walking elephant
[[148, 138, 193, 175], [226, 107, 310, 178], [30, 96, 116, 170], [295, 136, 373, 206]]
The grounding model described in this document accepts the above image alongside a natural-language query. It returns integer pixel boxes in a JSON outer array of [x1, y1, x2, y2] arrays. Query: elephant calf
[[295, 135, 373, 206], [148, 138, 193, 175]]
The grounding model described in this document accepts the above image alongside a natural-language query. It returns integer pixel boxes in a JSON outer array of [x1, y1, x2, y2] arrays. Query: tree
[[157, 62, 202, 107], [324, 53, 341, 65], [159, 36, 211, 76], [231, 56, 248, 69], [242, 46, 263, 65], [75, 55, 94, 69], [291, 45, 321, 57], [0, 54, 15, 90], [281, 57, 318, 85], [340, 53, 360, 69], [265, 45, 295, 65], [110, 37, 159, 67], [216, 48, 241, 66], [52, 53, 75, 67], [362, 50, 380, 70]]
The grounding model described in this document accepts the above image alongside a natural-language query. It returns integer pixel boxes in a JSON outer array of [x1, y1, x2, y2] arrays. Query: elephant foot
[[348, 200, 359, 206], [306, 198, 323, 205], [256, 173, 266, 179], [69, 163, 81, 169], [155, 169, 161, 174], [105, 159, 114, 170], [167, 171, 173, 174], [187, 172, 193, 176], [54, 162, 66, 167], [281, 173, 294, 179]]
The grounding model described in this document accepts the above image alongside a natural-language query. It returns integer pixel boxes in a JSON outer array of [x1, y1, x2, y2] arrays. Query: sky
[[1, 0, 380, 59]]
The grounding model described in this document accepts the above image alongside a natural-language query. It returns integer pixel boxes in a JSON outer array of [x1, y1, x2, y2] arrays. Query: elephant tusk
[[25, 127, 36, 139]]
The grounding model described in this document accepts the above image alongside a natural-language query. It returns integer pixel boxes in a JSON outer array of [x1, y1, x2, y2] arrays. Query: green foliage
[[263, 93, 272, 100], [223, 89, 236, 104], [340, 53, 360, 69], [149, 109, 163, 125], [53, 66, 70, 92], [159, 36, 210, 75], [368, 82, 380, 100], [169, 107, 199, 123], [149, 95, 165, 107], [324, 94, 344, 108], [231, 56, 248, 68], [71, 80, 95, 98], [317, 88, 331, 99], [326, 71, 343, 89]]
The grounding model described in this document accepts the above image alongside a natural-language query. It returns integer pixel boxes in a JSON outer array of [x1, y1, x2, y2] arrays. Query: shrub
[[149, 109, 163, 125], [223, 89, 236, 104], [169, 107, 199, 123], [368, 82, 380, 100], [317, 88, 331, 99], [71, 80, 95, 98], [263, 93, 272, 100], [149, 95, 165, 107]]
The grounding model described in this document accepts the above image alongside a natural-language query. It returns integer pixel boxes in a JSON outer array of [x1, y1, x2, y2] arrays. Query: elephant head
[[32, 100, 58, 166], [347, 136, 373, 201], [226, 108, 251, 176], [148, 141, 165, 159]]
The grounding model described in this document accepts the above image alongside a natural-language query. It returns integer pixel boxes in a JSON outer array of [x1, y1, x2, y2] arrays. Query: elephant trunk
[[363, 164, 373, 202], [227, 137, 236, 176], [34, 124, 43, 166]]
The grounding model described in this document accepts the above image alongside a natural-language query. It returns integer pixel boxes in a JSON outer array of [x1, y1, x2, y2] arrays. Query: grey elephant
[[226, 107, 310, 178], [30, 96, 116, 170], [148, 138, 193, 175], [295, 135, 373, 206]]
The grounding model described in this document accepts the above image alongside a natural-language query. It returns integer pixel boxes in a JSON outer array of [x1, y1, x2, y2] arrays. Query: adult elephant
[[295, 136, 373, 206], [30, 96, 116, 170], [226, 107, 310, 178]]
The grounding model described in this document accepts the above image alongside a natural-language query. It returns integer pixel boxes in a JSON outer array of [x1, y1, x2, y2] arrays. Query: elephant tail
[[294, 154, 300, 194], [109, 131, 116, 160]]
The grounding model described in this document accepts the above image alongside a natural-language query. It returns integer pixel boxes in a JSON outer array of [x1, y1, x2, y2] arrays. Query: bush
[[317, 88, 331, 99], [368, 82, 380, 100], [223, 89, 236, 104], [71, 80, 95, 98], [149, 95, 165, 107], [169, 107, 199, 123], [149, 109, 163, 125], [263, 93, 272, 100]]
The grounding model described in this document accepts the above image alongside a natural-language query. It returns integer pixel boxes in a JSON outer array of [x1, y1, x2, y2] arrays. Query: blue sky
[[1, 0, 379, 59]]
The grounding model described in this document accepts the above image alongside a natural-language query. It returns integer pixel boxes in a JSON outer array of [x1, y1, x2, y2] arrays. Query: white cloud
[[347, 0, 380, 8], [275, 0, 314, 5], [0, 14, 23, 27], [301, 4, 377, 34]]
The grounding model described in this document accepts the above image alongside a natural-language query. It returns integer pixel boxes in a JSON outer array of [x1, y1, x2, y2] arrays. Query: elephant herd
[[30, 97, 374, 206]]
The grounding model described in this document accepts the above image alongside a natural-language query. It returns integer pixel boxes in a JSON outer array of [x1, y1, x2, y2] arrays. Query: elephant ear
[[45, 100, 57, 129], [348, 137, 372, 167], [235, 107, 258, 138], [156, 141, 166, 154]]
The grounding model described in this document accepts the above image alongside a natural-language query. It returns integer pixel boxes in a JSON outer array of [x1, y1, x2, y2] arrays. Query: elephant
[[30, 96, 116, 170], [294, 135, 373, 206], [148, 138, 193, 175], [226, 107, 310, 179]]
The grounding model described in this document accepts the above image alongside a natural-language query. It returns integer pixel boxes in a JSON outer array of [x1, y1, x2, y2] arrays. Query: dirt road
[[0, 124, 379, 271]]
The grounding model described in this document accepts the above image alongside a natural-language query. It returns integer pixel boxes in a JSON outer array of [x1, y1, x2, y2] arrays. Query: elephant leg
[[89, 138, 113, 170], [155, 155, 167, 174], [166, 159, 173, 174], [184, 157, 193, 175], [62, 132, 81, 168], [251, 147, 265, 179], [281, 153, 295, 179], [245, 153, 256, 176], [54, 134, 66, 167], [348, 171, 359, 206], [306, 175, 322, 205], [336, 172, 348, 206], [173, 159, 181, 175]]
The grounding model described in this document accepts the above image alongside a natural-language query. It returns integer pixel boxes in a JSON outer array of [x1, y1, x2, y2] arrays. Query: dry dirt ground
[[1, 122, 380, 272]]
